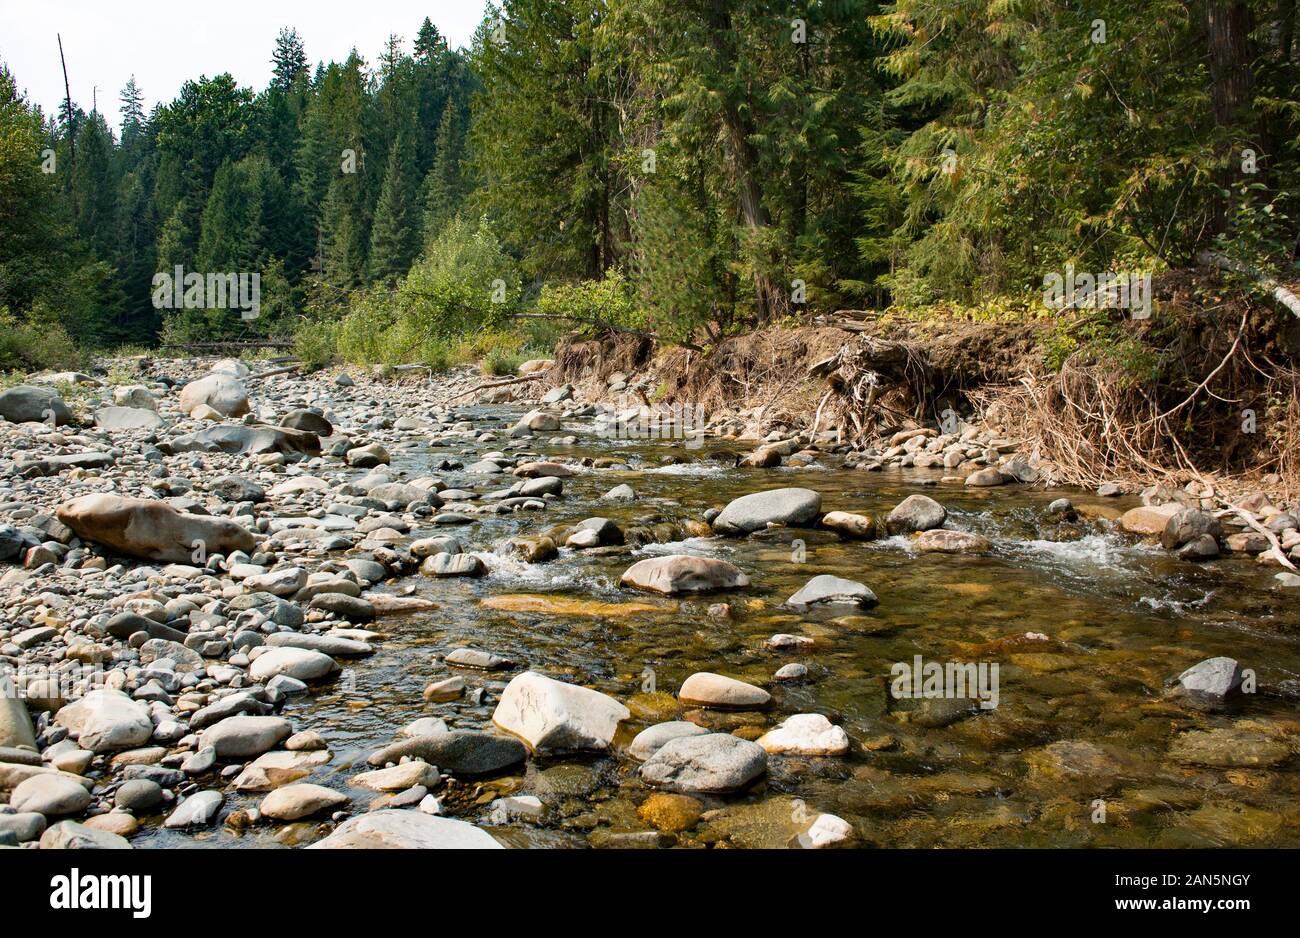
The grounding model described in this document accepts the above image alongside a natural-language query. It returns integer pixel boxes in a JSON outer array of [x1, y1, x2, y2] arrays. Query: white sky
[[0, 1, 490, 133]]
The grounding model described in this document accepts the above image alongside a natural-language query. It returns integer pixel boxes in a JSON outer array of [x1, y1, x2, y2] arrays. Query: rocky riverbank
[[1, 356, 1298, 850]]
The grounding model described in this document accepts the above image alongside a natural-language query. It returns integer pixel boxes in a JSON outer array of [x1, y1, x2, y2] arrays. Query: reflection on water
[[139, 404, 1300, 848]]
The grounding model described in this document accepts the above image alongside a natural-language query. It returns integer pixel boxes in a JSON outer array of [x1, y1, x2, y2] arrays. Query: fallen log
[[1197, 250, 1300, 320], [446, 373, 547, 403]]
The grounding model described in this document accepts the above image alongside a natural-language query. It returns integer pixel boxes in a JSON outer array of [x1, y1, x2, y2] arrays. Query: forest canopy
[[0, 2, 1295, 370]]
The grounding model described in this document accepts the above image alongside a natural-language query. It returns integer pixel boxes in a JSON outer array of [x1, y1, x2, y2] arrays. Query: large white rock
[[757, 713, 850, 756], [54, 690, 153, 753], [492, 671, 630, 753], [10, 773, 92, 815], [309, 810, 503, 849], [712, 487, 823, 535], [620, 554, 749, 595], [260, 784, 350, 821], [179, 373, 249, 417], [678, 672, 771, 709], [249, 646, 339, 683]]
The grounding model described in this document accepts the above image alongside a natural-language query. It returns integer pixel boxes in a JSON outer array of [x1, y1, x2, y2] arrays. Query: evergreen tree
[[271, 28, 308, 91], [370, 132, 420, 281], [422, 99, 464, 242]]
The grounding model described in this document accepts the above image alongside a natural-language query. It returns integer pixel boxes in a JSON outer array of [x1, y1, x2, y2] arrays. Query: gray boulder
[[712, 488, 823, 535]]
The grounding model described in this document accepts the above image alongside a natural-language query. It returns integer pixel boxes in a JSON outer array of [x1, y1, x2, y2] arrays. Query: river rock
[[820, 510, 877, 539], [1168, 727, 1290, 768], [231, 749, 332, 791], [169, 424, 320, 457], [0, 812, 46, 842], [913, 529, 992, 553], [712, 487, 823, 535], [639, 733, 768, 793], [678, 672, 771, 709], [0, 385, 72, 424], [164, 790, 224, 828], [492, 671, 630, 753], [352, 761, 441, 791], [265, 632, 372, 658], [54, 690, 153, 753], [179, 374, 249, 417], [280, 408, 333, 435], [757, 714, 850, 756], [260, 783, 349, 820], [56, 493, 256, 563], [366, 731, 526, 776], [886, 494, 947, 534], [1161, 508, 1222, 550], [200, 716, 293, 758], [1119, 503, 1181, 537], [786, 574, 877, 610], [94, 406, 165, 431], [964, 468, 1008, 486], [249, 647, 339, 683], [798, 813, 855, 848], [10, 773, 92, 815], [115, 779, 164, 812], [1176, 656, 1243, 707], [309, 810, 502, 849], [0, 693, 37, 750], [627, 721, 711, 761], [421, 553, 486, 577], [40, 821, 132, 849], [620, 555, 749, 595]]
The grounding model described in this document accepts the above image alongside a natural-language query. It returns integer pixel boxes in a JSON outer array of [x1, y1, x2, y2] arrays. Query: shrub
[[0, 305, 84, 373]]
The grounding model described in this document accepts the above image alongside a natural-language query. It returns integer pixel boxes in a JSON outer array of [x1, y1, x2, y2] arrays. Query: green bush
[[332, 216, 523, 365], [0, 305, 84, 373]]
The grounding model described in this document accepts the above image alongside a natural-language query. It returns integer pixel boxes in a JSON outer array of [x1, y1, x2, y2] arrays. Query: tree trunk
[[707, 0, 784, 322], [1205, 1, 1258, 233]]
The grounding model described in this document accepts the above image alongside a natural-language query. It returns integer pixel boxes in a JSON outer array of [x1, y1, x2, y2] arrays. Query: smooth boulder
[[56, 494, 256, 563], [492, 672, 630, 753], [620, 554, 749, 595], [712, 488, 823, 535]]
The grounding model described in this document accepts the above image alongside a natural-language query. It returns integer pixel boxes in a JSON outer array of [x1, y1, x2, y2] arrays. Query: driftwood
[[1215, 501, 1299, 573], [246, 363, 302, 381], [446, 372, 547, 403], [1198, 249, 1300, 319]]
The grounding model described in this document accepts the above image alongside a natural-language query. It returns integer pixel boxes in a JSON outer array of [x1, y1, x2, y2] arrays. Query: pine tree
[[414, 18, 446, 63], [271, 28, 308, 91], [370, 132, 419, 281], [422, 99, 463, 242]]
